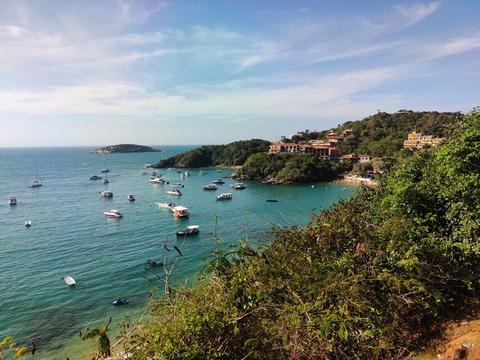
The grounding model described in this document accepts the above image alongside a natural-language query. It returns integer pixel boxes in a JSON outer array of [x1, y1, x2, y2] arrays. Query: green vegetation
[[80, 318, 112, 357], [290, 111, 463, 157], [125, 109, 480, 359], [238, 153, 351, 183], [0, 336, 29, 358], [152, 139, 270, 168]]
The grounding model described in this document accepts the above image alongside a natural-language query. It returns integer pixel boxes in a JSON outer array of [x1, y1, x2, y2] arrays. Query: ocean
[[0, 146, 356, 359]]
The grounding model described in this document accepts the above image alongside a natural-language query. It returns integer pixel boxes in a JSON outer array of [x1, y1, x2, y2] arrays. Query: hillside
[[124, 110, 480, 359], [152, 139, 270, 168], [290, 111, 463, 157], [93, 144, 160, 154]]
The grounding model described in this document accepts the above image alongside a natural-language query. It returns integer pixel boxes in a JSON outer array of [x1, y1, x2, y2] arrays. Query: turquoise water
[[0, 147, 356, 359]]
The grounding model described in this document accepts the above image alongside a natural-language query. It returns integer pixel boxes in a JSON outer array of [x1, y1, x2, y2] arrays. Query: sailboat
[[29, 168, 42, 188], [102, 172, 109, 184]]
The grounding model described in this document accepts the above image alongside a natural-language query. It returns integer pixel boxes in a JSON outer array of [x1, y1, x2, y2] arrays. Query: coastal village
[[266, 118, 445, 183]]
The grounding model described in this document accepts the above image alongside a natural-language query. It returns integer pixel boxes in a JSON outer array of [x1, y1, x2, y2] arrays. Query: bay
[[0, 146, 356, 359]]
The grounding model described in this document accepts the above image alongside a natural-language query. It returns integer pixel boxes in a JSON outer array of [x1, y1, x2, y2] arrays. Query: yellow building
[[403, 131, 443, 149]]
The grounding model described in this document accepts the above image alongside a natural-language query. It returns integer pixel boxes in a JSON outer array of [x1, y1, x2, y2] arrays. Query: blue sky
[[0, 0, 478, 147]]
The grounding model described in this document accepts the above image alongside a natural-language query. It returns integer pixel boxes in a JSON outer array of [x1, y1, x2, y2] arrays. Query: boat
[[171, 206, 188, 217], [266, 199, 279, 202], [151, 171, 157, 176], [127, 194, 135, 201], [100, 191, 113, 198], [101, 168, 110, 173], [217, 169, 222, 173], [29, 168, 42, 188], [217, 193, 232, 200], [184, 171, 190, 176], [157, 202, 175, 209], [176, 225, 200, 236], [149, 176, 165, 184], [64, 275, 76, 286], [170, 183, 184, 188], [112, 298, 129, 305], [102, 174, 109, 184], [104, 209, 123, 218], [176, 169, 182, 173], [212, 179, 225, 184], [231, 183, 246, 190], [24, 220, 32, 227], [9, 197, 17, 206], [199, 170, 206, 176], [89, 175, 102, 180], [203, 184, 217, 191], [166, 189, 182, 196]]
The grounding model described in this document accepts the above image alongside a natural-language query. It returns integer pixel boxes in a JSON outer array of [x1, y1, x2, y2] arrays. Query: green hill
[[291, 111, 463, 157], [152, 139, 270, 168], [125, 110, 480, 360]]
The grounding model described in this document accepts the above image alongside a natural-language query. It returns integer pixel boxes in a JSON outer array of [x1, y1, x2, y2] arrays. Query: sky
[[0, 0, 479, 147]]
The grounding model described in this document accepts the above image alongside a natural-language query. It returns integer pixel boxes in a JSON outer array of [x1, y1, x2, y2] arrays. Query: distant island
[[93, 144, 161, 154]]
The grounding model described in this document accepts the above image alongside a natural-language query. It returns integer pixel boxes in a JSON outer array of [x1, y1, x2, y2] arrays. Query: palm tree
[[81, 317, 112, 357]]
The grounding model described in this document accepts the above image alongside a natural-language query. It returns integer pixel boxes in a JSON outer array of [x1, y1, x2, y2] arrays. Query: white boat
[[9, 197, 17, 206], [203, 184, 217, 191], [176, 225, 199, 236], [156, 202, 175, 209], [231, 183, 246, 190], [127, 194, 135, 201], [29, 168, 42, 188], [149, 176, 165, 184], [212, 179, 225, 184], [184, 171, 190, 176], [104, 209, 123, 218], [64, 275, 76, 286], [166, 189, 182, 196], [199, 170, 206, 176], [171, 206, 188, 217], [24, 220, 32, 227], [217, 193, 233, 200], [100, 191, 113, 198]]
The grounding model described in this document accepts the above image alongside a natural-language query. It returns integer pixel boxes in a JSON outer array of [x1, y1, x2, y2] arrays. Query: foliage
[[153, 139, 270, 168], [81, 318, 112, 357], [238, 153, 351, 183], [127, 110, 480, 359], [0, 336, 29, 359]]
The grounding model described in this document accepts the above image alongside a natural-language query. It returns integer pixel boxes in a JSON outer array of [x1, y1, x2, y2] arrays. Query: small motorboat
[[104, 209, 123, 218], [89, 175, 101, 180], [217, 193, 232, 201], [102, 174, 109, 184], [199, 170, 206, 176], [231, 183, 246, 190], [166, 189, 182, 196], [149, 177, 165, 184], [112, 298, 128, 305], [100, 191, 113, 198], [266, 199, 279, 202], [212, 179, 225, 184], [176, 225, 200, 236], [29, 180, 42, 188], [171, 206, 189, 218], [64, 275, 76, 286], [127, 194, 135, 201], [9, 197, 17, 206], [170, 183, 184, 188], [157, 202, 175, 209], [24, 220, 32, 227], [101, 168, 110, 173], [203, 184, 217, 191]]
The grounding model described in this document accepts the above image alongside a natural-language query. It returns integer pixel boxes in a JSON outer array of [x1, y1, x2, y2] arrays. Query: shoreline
[[334, 176, 378, 187]]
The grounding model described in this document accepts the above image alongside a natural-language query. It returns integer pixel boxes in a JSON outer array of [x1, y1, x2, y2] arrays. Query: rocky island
[[93, 144, 160, 154]]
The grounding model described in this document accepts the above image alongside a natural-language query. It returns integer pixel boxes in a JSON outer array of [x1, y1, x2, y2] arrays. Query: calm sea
[[0, 146, 356, 359]]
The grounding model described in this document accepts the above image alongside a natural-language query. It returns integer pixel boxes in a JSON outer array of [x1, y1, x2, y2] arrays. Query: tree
[[81, 317, 112, 357]]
